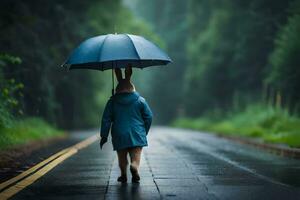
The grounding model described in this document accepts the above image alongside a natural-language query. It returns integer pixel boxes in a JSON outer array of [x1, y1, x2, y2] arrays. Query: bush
[[0, 117, 64, 150], [173, 104, 300, 147]]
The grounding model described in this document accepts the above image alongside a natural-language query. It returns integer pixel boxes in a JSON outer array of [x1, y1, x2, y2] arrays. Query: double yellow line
[[0, 134, 98, 200]]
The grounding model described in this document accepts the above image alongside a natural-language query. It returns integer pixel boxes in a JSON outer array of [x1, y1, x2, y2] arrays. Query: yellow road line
[[0, 148, 78, 200], [0, 134, 98, 200], [0, 148, 69, 191]]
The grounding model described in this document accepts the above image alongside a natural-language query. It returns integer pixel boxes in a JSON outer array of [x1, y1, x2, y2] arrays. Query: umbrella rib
[[125, 34, 141, 60], [98, 34, 110, 71]]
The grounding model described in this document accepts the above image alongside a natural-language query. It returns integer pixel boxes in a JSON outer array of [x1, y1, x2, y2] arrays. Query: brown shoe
[[117, 175, 127, 183], [130, 166, 140, 183]]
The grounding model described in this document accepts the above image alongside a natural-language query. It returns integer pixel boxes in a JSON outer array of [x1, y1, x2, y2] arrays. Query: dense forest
[[128, 0, 300, 120], [0, 0, 300, 148], [0, 0, 160, 130], [126, 0, 300, 146]]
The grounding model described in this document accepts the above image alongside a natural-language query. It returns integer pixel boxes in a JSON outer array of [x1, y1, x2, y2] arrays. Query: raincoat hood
[[112, 91, 140, 105]]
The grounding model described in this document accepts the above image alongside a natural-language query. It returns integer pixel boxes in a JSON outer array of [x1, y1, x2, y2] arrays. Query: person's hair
[[116, 80, 135, 93]]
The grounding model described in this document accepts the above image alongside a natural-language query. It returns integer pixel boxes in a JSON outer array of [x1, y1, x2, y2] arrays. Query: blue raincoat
[[100, 92, 153, 151]]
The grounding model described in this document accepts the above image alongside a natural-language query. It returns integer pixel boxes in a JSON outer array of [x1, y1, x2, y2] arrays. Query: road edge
[[171, 126, 300, 159], [0, 134, 68, 168], [216, 133, 300, 159], [0, 134, 98, 200]]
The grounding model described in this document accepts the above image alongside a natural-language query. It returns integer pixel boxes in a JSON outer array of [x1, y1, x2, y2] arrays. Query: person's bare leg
[[128, 147, 142, 182], [117, 149, 128, 182]]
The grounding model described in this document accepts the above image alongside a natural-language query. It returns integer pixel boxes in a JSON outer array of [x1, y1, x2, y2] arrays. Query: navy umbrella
[[62, 33, 171, 94]]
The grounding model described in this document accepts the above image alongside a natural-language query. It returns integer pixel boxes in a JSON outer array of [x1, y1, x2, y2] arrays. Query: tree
[[128, 0, 189, 123], [267, 0, 300, 112], [0, 0, 161, 128]]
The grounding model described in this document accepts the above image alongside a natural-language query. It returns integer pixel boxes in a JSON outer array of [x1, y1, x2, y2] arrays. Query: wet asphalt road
[[8, 127, 300, 200]]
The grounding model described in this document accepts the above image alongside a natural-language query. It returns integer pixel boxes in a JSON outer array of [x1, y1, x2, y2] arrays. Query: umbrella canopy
[[62, 33, 172, 70]]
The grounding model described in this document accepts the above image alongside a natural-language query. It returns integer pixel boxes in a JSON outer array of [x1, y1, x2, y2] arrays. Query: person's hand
[[100, 137, 107, 149]]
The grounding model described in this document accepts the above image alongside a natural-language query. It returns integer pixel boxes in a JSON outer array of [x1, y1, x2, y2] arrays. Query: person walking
[[100, 67, 153, 183]]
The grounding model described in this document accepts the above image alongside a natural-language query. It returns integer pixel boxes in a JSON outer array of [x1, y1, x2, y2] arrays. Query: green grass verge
[[173, 105, 300, 148], [0, 117, 65, 150]]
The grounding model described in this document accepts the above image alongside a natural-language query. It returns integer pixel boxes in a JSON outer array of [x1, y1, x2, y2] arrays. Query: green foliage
[[0, 54, 22, 65], [1, 0, 299, 145], [129, 0, 189, 123], [0, 0, 161, 129], [131, 0, 298, 123], [185, 4, 237, 115], [173, 104, 300, 147], [267, 0, 300, 112], [184, 0, 292, 116], [0, 78, 24, 113], [0, 54, 24, 128], [0, 54, 63, 150], [0, 103, 13, 129], [0, 117, 64, 150]]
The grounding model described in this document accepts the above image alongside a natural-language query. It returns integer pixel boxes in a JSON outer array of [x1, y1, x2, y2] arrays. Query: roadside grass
[[0, 117, 65, 150], [173, 105, 300, 148]]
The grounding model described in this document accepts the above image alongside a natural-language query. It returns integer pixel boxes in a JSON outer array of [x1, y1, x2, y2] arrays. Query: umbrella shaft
[[112, 67, 115, 96]]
